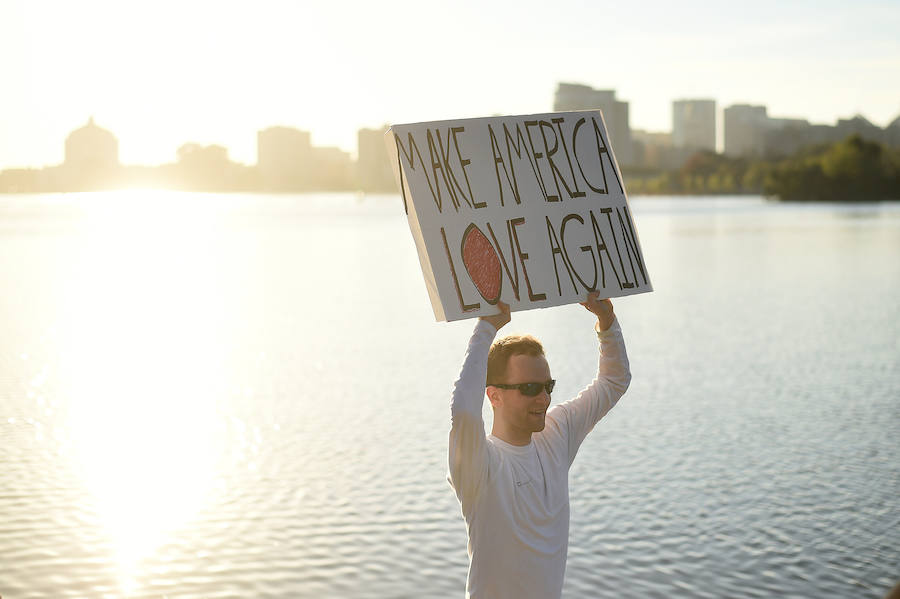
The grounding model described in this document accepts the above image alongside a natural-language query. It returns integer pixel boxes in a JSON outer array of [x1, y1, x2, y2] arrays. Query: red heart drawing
[[461, 224, 503, 304]]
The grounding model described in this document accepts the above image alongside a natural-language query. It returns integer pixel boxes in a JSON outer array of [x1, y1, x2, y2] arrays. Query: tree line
[[624, 135, 900, 201]]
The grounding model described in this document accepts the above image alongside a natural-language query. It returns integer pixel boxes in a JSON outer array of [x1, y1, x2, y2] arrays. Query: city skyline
[[2, 0, 899, 171], [4, 93, 896, 196], [8, 91, 897, 173]]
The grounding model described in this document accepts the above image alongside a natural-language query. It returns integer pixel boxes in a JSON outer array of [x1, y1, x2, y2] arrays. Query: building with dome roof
[[63, 117, 120, 189], [65, 117, 119, 170]]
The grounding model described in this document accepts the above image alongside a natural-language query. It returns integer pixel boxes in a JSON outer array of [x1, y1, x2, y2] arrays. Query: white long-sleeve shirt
[[448, 318, 631, 599]]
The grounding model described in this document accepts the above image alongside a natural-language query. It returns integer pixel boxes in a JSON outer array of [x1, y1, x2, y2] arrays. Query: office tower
[[358, 126, 395, 192], [554, 83, 633, 166], [672, 99, 716, 151], [257, 126, 312, 190], [723, 104, 768, 157]]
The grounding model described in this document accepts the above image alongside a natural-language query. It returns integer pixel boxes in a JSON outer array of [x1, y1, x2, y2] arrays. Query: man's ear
[[486, 387, 502, 409]]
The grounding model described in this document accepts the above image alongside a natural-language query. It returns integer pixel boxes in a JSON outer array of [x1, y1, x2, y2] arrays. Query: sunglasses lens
[[519, 383, 540, 396]]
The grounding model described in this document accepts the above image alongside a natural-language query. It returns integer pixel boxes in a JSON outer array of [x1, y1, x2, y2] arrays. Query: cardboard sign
[[386, 111, 652, 322]]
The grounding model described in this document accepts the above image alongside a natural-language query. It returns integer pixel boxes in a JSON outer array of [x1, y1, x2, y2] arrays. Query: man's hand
[[479, 301, 511, 332], [580, 291, 615, 331]]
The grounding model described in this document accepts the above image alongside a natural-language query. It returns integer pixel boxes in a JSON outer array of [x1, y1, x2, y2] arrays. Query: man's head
[[486, 334, 554, 445]]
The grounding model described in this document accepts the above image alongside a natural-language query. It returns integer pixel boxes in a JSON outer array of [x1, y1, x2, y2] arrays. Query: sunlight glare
[[58, 191, 230, 592]]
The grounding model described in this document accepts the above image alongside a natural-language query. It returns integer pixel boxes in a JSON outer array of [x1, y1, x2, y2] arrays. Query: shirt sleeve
[[448, 319, 497, 515], [552, 317, 631, 466]]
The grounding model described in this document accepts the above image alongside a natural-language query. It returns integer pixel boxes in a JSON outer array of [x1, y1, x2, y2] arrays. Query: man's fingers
[[581, 292, 608, 306], [480, 300, 512, 331], [580, 293, 613, 320]]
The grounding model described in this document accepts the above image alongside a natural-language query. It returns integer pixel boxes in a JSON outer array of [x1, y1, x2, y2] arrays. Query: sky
[[1, 0, 899, 170]]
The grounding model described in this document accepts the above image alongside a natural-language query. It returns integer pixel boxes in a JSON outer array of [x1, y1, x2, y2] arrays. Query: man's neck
[[490, 425, 532, 446]]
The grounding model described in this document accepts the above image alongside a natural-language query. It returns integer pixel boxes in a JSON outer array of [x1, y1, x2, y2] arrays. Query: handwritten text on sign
[[386, 111, 652, 322]]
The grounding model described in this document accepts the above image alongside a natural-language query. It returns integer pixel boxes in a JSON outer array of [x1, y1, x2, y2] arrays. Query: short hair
[[487, 334, 544, 385]]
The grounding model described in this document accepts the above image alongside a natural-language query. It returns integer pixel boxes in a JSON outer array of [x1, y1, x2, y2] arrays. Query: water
[[1, 192, 898, 598]]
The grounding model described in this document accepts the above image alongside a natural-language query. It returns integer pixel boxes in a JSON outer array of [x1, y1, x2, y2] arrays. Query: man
[[448, 291, 631, 599]]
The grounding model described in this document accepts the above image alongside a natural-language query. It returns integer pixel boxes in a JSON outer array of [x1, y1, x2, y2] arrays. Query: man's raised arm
[[557, 292, 632, 464], [447, 303, 510, 514]]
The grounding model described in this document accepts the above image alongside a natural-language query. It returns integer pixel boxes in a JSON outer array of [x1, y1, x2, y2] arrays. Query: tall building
[[553, 83, 633, 166], [309, 147, 353, 190], [357, 126, 395, 192], [727, 108, 898, 158], [257, 126, 312, 190], [762, 121, 832, 157], [631, 129, 694, 170], [723, 104, 769, 157], [672, 99, 716, 151], [176, 143, 235, 190]]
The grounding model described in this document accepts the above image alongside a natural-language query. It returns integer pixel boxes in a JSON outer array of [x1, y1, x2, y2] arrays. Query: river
[[1, 193, 898, 598]]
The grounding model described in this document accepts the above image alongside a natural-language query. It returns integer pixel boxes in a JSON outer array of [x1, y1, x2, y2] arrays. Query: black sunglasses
[[489, 380, 556, 396]]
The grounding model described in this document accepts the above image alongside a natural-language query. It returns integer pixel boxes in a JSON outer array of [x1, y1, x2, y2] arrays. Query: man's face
[[489, 353, 553, 444]]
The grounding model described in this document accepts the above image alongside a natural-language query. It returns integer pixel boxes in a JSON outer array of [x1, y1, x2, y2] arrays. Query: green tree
[[766, 135, 899, 201]]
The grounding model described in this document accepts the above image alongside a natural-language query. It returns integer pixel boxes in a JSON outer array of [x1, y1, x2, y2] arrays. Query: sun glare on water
[[57, 191, 232, 592]]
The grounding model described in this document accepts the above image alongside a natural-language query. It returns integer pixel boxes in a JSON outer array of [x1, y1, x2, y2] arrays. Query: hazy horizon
[[2, 0, 899, 171]]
